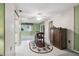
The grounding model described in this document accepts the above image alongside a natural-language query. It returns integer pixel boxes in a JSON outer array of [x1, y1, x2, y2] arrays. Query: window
[[21, 23, 33, 32]]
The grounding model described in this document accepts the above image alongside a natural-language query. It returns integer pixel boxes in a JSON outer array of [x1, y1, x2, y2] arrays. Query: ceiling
[[15, 3, 78, 23]]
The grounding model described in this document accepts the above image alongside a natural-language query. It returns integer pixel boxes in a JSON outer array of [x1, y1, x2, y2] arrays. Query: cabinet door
[[55, 30, 60, 49], [0, 3, 4, 56], [74, 5, 79, 51], [53, 29, 60, 48]]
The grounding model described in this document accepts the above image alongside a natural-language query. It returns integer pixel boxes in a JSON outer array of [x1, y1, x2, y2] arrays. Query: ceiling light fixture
[[19, 9, 22, 12], [36, 16, 42, 20], [36, 13, 43, 20]]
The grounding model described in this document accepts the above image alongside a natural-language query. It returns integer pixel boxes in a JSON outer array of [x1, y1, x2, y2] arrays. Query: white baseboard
[[68, 48, 79, 54], [72, 50, 79, 54]]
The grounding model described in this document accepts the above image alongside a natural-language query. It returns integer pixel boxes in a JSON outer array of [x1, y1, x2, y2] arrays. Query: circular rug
[[29, 41, 53, 54]]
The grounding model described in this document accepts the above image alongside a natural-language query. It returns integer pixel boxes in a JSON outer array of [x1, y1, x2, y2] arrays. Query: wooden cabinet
[[50, 27, 67, 50]]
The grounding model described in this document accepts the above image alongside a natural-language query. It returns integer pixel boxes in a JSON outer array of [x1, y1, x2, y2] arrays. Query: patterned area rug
[[29, 41, 53, 54]]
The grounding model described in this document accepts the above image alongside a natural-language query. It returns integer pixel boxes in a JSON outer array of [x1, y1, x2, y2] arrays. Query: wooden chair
[[35, 32, 45, 47]]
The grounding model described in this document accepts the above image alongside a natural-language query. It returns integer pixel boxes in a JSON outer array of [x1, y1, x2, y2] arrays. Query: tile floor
[[15, 40, 79, 56]]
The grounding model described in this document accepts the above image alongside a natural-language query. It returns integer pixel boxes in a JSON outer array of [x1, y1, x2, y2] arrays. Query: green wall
[[21, 23, 40, 36], [32, 23, 40, 33], [39, 21, 45, 32], [0, 3, 4, 56], [74, 5, 79, 51]]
